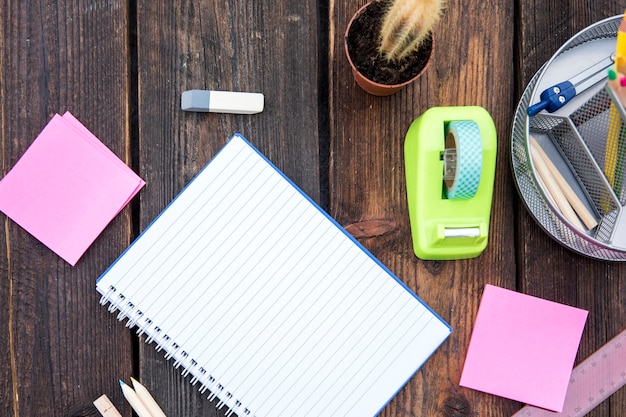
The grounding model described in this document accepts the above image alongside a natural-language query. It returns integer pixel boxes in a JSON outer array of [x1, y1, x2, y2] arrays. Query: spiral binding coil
[[99, 285, 254, 417]]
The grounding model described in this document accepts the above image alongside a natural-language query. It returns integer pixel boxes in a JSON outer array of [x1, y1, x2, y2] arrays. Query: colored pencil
[[608, 69, 626, 103], [120, 380, 154, 417], [605, 67, 625, 198], [530, 142, 585, 231], [530, 137, 597, 229], [616, 10, 626, 73], [131, 377, 167, 417]]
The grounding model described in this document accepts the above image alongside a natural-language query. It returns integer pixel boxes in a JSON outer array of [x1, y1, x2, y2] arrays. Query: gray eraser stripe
[[181, 90, 264, 114], [181, 90, 211, 112]]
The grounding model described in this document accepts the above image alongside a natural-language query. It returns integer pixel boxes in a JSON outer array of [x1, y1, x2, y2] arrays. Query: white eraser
[[181, 90, 264, 114]]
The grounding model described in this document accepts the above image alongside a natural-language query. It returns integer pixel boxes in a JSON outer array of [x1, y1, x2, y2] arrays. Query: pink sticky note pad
[[0, 113, 145, 265], [459, 284, 588, 412]]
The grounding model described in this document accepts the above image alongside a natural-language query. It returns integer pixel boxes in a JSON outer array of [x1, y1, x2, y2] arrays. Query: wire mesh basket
[[511, 15, 626, 260]]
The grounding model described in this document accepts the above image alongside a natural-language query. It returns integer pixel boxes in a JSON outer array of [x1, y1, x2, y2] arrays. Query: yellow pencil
[[605, 105, 622, 188], [610, 12, 626, 200], [617, 11, 626, 72], [119, 380, 154, 417], [131, 377, 167, 417], [606, 12, 626, 198]]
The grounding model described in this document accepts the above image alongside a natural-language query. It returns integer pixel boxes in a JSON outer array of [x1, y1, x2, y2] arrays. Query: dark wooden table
[[1, 1, 625, 416]]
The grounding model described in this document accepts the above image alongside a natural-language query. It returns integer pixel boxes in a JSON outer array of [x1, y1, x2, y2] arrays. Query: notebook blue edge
[[97, 132, 452, 416]]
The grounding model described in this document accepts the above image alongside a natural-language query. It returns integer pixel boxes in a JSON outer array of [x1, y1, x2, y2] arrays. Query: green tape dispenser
[[404, 106, 497, 260]]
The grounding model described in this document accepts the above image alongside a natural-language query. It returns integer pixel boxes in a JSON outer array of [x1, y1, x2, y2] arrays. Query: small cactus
[[378, 0, 446, 62]]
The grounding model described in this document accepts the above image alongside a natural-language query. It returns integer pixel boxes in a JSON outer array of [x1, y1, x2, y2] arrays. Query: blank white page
[[97, 134, 451, 417]]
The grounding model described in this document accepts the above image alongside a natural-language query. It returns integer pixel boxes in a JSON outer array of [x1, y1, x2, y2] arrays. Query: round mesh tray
[[511, 15, 626, 260]]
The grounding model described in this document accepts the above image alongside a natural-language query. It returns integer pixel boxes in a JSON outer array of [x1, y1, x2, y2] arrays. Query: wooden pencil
[[120, 380, 154, 417], [131, 377, 167, 417], [616, 11, 626, 73], [530, 137, 597, 229], [530, 141, 585, 231], [608, 69, 626, 108], [93, 394, 123, 417]]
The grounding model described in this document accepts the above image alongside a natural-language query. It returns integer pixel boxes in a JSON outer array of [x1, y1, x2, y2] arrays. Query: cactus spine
[[378, 0, 446, 62]]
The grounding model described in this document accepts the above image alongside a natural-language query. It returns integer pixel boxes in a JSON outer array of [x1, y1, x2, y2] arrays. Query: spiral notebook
[[96, 134, 451, 417]]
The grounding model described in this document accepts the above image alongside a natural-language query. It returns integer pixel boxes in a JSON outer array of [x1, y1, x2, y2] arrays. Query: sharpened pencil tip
[[119, 379, 126, 386]]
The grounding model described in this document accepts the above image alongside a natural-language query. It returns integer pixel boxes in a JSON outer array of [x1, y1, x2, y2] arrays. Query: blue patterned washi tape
[[444, 121, 483, 199]]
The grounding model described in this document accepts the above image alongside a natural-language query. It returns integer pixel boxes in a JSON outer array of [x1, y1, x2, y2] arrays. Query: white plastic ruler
[[512, 328, 626, 417]]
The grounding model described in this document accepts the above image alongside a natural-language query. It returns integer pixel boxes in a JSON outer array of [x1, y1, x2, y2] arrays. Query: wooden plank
[[330, 0, 517, 415], [0, 1, 134, 416], [135, 0, 320, 415], [516, 2, 626, 416]]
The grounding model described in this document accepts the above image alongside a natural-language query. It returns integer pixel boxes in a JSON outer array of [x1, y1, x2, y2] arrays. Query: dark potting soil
[[346, 1, 432, 86]]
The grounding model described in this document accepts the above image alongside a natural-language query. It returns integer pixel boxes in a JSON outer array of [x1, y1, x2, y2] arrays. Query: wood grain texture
[[516, 1, 626, 416], [135, 0, 320, 415], [0, 0, 625, 416], [0, 1, 134, 416], [330, 0, 518, 415]]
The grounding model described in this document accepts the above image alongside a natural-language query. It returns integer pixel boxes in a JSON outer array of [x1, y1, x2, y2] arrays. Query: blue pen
[[527, 53, 615, 116]]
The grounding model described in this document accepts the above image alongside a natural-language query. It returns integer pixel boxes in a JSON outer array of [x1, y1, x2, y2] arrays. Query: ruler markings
[[512, 329, 626, 417]]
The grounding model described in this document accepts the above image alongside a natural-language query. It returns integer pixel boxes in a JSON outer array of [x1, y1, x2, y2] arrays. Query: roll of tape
[[444, 121, 483, 199]]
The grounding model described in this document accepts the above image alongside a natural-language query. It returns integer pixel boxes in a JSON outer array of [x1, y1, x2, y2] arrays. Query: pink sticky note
[[459, 284, 588, 412], [0, 113, 145, 265]]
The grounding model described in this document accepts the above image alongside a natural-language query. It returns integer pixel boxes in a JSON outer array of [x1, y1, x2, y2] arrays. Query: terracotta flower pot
[[344, 1, 434, 96]]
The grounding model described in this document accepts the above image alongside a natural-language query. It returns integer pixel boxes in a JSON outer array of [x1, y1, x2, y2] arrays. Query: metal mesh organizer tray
[[511, 15, 626, 260]]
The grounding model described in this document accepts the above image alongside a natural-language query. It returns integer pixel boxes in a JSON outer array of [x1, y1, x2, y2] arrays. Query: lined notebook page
[[97, 134, 451, 417]]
